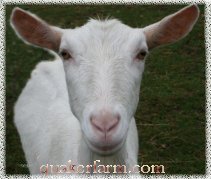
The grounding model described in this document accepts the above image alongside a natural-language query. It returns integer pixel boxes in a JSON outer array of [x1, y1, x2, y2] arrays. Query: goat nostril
[[90, 117, 103, 132], [108, 121, 118, 132], [108, 114, 120, 132]]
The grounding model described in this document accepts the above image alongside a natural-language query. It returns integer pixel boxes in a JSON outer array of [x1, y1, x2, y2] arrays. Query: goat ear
[[143, 5, 200, 50], [10, 7, 62, 51]]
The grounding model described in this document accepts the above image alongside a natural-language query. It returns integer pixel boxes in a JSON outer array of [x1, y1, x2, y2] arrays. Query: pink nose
[[90, 111, 120, 135]]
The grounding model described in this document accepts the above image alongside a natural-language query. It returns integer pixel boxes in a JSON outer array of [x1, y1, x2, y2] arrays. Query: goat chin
[[84, 136, 126, 156]]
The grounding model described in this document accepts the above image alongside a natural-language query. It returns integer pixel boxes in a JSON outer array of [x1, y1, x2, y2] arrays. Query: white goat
[[11, 5, 199, 174]]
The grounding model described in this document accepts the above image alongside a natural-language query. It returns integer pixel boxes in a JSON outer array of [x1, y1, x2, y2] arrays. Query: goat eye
[[136, 51, 147, 60], [59, 50, 71, 60]]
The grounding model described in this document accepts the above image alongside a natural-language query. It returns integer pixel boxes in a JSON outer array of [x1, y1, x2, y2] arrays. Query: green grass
[[6, 5, 205, 174]]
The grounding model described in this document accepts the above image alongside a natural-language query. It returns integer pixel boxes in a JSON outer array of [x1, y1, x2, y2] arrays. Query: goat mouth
[[95, 144, 118, 151], [85, 139, 124, 155]]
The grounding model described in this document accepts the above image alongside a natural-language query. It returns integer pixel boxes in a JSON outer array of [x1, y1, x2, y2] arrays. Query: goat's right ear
[[10, 7, 62, 52]]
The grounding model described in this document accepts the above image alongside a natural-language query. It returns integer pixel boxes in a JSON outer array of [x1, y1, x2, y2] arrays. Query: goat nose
[[90, 111, 120, 134]]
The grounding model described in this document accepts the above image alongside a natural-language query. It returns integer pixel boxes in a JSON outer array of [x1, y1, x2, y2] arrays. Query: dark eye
[[59, 50, 71, 60], [136, 50, 147, 60]]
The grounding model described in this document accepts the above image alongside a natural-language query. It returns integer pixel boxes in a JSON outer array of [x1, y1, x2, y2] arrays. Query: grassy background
[[6, 5, 205, 174]]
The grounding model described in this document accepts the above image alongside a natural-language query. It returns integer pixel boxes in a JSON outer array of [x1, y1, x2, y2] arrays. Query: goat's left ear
[[143, 5, 200, 50]]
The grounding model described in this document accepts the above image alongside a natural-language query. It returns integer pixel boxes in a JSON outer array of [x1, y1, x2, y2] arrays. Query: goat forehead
[[62, 19, 146, 55]]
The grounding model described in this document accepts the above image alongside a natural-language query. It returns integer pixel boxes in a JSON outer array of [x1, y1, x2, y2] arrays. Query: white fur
[[14, 58, 139, 174]]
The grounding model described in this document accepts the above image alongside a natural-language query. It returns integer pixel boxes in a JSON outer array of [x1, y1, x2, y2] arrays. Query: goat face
[[61, 21, 147, 154], [11, 5, 199, 155]]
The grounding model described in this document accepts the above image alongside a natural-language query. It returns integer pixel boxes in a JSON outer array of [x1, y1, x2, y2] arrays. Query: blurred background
[[6, 5, 205, 174]]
